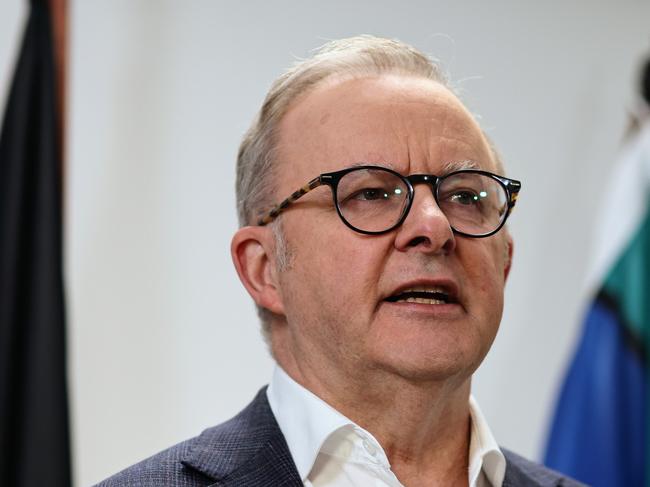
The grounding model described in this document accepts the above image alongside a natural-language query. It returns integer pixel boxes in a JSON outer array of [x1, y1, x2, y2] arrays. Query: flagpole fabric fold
[[0, 0, 71, 485], [544, 119, 650, 487]]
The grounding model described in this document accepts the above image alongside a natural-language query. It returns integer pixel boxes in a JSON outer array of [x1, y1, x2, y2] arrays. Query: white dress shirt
[[267, 365, 506, 487]]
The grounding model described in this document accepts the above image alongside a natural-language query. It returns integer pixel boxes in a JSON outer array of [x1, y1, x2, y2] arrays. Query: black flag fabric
[[0, 1, 72, 486]]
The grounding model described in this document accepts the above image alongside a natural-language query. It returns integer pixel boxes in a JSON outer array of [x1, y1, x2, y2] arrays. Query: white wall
[[0, 3, 25, 108], [2, 1, 649, 485]]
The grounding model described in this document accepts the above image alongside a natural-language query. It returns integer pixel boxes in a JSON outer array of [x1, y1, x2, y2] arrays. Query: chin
[[369, 328, 489, 382], [372, 348, 483, 385]]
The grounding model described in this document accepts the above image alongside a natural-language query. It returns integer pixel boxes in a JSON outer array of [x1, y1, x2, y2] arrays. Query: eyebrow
[[347, 161, 396, 169], [440, 159, 481, 173], [344, 159, 481, 174]]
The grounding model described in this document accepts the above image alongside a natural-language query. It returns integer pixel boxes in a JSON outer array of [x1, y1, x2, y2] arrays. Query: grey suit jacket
[[96, 388, 586, 487]]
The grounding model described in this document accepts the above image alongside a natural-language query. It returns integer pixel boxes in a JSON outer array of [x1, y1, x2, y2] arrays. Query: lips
[[383, 281, 460, 305]]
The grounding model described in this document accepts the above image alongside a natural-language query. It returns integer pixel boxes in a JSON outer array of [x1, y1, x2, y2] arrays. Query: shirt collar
[[267, 365, 354, 481], [267, 364, 506, 486], [468, 395, 506, 487]]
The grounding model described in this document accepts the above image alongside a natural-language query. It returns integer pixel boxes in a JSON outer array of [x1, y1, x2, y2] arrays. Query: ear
[[503, 233, 514, 281], [231, 226, 285, 315]]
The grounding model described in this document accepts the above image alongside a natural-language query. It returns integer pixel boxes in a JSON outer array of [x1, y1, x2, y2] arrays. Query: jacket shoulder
[[93, 387, 293, 487], [93, 435, 213, 487], [502, 448, 587, 487]]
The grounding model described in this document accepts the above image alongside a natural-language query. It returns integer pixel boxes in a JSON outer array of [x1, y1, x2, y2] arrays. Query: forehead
[[276, 75, 495, 190]]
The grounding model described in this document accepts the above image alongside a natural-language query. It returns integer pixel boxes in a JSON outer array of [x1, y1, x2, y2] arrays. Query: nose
[[394, 183, 456, 254]]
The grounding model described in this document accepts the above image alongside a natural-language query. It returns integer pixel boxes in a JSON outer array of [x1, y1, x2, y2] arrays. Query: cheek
[[278, 231, 386, 362], [458, 239, 507, 323], [284, 226, 387, 317], [461, 237, 507, 285]]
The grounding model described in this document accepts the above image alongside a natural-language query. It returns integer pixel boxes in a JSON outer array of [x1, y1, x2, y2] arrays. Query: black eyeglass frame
[[258, 165, 522, 238]]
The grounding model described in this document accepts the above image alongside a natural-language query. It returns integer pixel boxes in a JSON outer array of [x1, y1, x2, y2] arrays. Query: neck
[[275, 347, 473, 486]]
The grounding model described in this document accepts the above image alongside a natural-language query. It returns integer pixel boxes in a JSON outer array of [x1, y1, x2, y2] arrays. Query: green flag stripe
[[603, 197, 650, 347]]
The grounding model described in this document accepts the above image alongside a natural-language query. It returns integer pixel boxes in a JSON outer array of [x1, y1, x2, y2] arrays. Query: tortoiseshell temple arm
[[258, 176, 323, 226], [506, 179, 522, 208]]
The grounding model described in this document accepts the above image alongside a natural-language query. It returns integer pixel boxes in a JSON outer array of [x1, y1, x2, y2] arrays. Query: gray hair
[[235, 35, 503, 342]]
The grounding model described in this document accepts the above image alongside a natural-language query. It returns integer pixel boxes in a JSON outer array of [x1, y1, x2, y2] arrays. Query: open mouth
[[384, 286, 456, 305]]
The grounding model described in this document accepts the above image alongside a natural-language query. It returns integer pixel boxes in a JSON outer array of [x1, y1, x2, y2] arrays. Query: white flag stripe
[[585, 121, 650, 292]]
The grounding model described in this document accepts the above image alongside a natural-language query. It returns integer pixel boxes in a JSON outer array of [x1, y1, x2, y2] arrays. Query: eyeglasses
[[258, 165, 521, 238]]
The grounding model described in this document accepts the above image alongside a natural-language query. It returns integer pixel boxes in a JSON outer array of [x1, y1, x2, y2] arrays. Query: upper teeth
[[401, 286, 447, 294], [395, 286, 450, 304], [404, 297, 445, 304]]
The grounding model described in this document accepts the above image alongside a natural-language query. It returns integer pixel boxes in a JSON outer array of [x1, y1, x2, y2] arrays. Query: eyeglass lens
[[335, 168, 508, 235]]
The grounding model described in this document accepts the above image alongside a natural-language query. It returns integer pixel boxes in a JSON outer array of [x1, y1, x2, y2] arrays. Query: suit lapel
[[502, 448, 548, 487], [503, 460, 543, 487], [181, 387, 303, 487], [210, 434, 303, 487]]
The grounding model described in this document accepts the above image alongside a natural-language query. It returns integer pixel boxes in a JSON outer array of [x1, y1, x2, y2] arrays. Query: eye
[[448, 190, 483, 205], [336, 169, 407, 208], [351, 187, 391, 201]]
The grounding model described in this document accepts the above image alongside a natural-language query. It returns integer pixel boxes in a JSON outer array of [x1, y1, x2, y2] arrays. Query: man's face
[[271, 75, 511, 386]]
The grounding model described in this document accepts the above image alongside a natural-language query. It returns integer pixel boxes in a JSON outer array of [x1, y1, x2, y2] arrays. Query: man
[[98, 36, 582, 486]]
